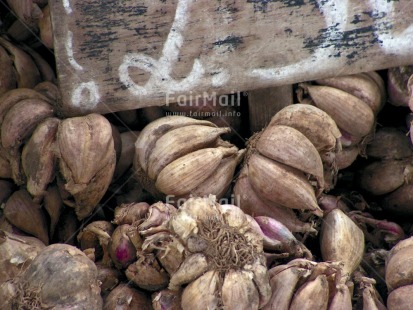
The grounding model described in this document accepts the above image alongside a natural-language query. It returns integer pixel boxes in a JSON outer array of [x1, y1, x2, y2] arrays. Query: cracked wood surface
[[50, 0, 413, 116]]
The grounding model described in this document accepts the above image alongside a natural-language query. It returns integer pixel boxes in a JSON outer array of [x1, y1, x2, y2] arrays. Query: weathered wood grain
[[50, 0, 413, 116]]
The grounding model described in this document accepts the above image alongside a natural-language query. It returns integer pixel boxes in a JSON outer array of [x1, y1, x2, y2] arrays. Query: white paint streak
[[212, 71, 230, 87], [65, 31, 83, 71], [71, 81, 100, 109], [368, 0, 413, 56], [250, 0, 350, 80], [63, 0, 73, 14], [119, 0, 228, 97]]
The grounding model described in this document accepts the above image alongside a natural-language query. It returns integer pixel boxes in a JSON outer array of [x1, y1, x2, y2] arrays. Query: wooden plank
[[50, 0, 413, 116], [248, 85, 293, 133]]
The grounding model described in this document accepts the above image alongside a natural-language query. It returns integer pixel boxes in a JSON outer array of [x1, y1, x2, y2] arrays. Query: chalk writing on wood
[[49, 0, 413, 116]]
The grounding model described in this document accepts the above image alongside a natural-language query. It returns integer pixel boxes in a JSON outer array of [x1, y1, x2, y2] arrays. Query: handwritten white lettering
[[63, 0, 72, 14], [71, 81, 100, 109], [65, 31, 83, 71]]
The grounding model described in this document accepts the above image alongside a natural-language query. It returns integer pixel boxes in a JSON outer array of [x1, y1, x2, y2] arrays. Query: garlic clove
[[269, 103, 341, 155], [142, 232, 184, 275], [316, 73, 383, 115], [125, 252, 169, 291], [320, 209, 364, 276], [186, 149, 244, 200], [22, 117, 60, 200], [386, 245, 413, 291], [257, 125, 324, 190], [248, 153, 322, 216], [168, 253, 208, 290], [3, 189, 49, 245], [181, 270, 220, 310], [329, 283, 353, 310], [264, 265, 304, 310], [221, 270, 260, 310], [289, 274, 329, 310], [301, 84, 375, 139], [366, 127, 412, 160], [155, 146, 238, 196], [112, 202, 150, 225], [135, 116, 216, 172], [387, 285, 413, 310], [358, 159, 413, 196], [234, 167, 316, 234], [152, 289, 182, 310], [147, 125, 230, 180], [250, 260, 272, 308]]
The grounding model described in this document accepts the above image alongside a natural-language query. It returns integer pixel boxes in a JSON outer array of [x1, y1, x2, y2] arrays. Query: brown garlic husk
[[0, 231, 45, 286], [22, 117, 60, 201], [169, 253, 208, 290], [57, 114, 116, 220], [155, 146, 238, 196], [3, 189, 49, 244], [353, 273, 386, 310], [0, 37, 41, 88], [96, 262, 123, 296], [358, 158, 413, 196], [139, 202, 177, 235], [265, 260, 336, 310], [387, 285, 413, 310], [180, 149, 244, 201], [366, 127, 412, 160], [152, 289, 182, 310], [320, 209, 364, 276], [386, 237, 413, 291], [125, 251, 170, 291], [78, 221, 114, 264], [142, 232, 185, 275], [112, 202, 150, 225], [2, 98, 54, 185], [103, 283, 152, 310], [43, 185, 64, 238], [20, 46, 56, 84]]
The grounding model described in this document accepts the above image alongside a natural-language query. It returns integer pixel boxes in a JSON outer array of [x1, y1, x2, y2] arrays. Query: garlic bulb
[[235, 104, 334, 232], [298, 72, 386, 169], [320, 209, 364, 277], [134, 116, 243, 201], [141, 196, 271, 309]]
